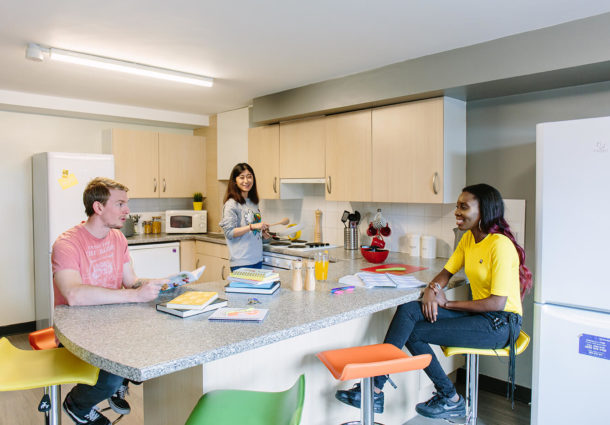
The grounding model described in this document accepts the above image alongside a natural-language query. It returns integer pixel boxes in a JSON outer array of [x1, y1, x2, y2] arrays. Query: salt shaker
[[291, 260, 303, 291], [304, 260, 316, 291]]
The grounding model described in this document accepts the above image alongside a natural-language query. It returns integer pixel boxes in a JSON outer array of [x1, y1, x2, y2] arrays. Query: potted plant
[[192, 192, 204, 210]]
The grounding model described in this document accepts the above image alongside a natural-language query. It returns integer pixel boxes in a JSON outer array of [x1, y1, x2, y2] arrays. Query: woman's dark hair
[[463, 183, 533, 299], [223, 163, 259, 204]]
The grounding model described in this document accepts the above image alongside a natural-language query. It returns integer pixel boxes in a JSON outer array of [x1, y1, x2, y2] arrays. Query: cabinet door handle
[[326, 176, 332, 194], [153, 178, 157, 193], [432, 172, 439, 195], [162, 178, 166, 192], [273, 177, 277, 193], [221, 265, 227, 280], [195, 258, 200, 269]]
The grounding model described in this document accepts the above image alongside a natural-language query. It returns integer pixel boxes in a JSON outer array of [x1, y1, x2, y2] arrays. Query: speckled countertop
[[55, 234, 464, 382]]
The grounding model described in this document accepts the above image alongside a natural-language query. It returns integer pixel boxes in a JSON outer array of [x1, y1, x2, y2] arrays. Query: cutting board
[[360, 263, 427, 275]]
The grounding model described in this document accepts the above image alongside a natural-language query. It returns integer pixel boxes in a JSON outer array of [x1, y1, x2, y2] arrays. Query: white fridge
[[32, 152, 115, 328], [532, 117, 610, 424]]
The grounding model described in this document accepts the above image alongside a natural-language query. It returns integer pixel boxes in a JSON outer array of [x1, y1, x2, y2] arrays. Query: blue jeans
[[68, 370, 124, 415], [374, 301, 517, 398], [230, 261, 263, 272]]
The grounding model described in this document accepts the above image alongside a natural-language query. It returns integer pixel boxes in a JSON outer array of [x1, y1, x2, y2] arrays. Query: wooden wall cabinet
[[104, 129, 206, 198], [325, 109, 372, 202], [248, 125, 280, 199], [279, 116, 326, 179], [371, 97, 466, 203]]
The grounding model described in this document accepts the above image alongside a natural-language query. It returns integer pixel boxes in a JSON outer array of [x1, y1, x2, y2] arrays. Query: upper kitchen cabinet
[[248, 124, 280, 199], [371, 97, 465, 203], [104, 129, 206, 198], [217, 107, 249, 180], [325, 109, 372, 202], [279, 116, 326, 178]]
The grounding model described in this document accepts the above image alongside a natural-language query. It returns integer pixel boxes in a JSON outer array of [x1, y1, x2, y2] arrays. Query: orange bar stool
[[317, 343, 431, 425], [442, 330, 530, 425]]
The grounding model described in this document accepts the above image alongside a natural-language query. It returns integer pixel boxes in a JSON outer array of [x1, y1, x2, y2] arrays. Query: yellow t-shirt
[[444, 232, 522, 316]]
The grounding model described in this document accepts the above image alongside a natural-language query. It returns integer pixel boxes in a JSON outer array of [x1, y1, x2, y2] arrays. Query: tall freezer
[[532, 117, 610, 424], [32, 152, 114, 328]]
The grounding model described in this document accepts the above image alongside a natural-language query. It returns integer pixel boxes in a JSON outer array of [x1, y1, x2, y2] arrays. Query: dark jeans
[[68, 370, 123, 415], [374, 300, 519, 398], [230, 261, 263, 272]]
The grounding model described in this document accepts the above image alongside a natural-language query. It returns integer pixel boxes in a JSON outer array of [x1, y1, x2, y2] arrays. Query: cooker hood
[[279, 178, 325, 199]]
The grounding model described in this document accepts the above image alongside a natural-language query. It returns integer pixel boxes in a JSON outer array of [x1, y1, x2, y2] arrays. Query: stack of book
[[225, 268, 281, 295], [156, 291, 227, 318]]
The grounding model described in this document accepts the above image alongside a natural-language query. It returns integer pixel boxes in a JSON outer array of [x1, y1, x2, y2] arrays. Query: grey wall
[[467, 80, 610, 388]]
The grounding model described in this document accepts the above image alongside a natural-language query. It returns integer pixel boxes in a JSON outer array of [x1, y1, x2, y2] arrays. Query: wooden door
[[158, 133, 206, 198], [325, 109, 372, 201], [372, 98, 444, 203], [110, 129, 159, 198], [248, 125, 280, 199], [279, 116, 326, 178]]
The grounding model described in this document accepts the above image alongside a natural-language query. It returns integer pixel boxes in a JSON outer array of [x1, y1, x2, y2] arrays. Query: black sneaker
[[415, 392, 466, 419], [62, 395, 110, 425], [108, 382, 130, 415], [335, 383, 384, 414]]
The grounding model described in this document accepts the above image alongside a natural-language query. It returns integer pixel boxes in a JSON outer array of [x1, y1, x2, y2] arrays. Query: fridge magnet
[[578, 333, 609, 360], [58, 169, 78, 190]]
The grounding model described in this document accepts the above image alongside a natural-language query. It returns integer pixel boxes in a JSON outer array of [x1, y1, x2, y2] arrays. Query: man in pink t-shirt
[[52, 177, 168, 425]]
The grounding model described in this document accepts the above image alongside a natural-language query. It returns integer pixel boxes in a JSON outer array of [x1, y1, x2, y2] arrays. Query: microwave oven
[[165, 210, 207, 234]]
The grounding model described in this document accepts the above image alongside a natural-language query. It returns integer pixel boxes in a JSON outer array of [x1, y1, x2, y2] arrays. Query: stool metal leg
[[361, 377, 374, 425], [464, 354, 479, 425], [48, 384, 61, 425]]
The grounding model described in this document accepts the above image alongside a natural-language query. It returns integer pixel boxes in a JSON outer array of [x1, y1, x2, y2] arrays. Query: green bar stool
[[184, 374, 305, 425], [442, 330, 530, 425]]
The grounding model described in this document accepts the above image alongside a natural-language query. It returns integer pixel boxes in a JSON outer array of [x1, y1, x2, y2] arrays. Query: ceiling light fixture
[[25, 43, 213, 88]]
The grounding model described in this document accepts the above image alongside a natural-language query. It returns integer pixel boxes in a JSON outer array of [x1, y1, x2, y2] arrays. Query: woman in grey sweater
[[219, 163, 270, 270]]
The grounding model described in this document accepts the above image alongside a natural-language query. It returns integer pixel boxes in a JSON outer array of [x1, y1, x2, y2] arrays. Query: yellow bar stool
[[442, 330, 530, 425], [317, 343, 432, 425], [0, 337, 100, 425]]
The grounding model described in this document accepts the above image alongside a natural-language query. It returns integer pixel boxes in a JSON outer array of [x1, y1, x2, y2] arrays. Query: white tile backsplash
[[260, 194, 526, 259]]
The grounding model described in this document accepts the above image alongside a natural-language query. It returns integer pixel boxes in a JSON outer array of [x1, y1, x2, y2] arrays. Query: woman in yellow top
[[336, 183, 532, 420]]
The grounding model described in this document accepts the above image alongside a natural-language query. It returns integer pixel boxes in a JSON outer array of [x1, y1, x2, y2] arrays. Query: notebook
[[356, 272, 426, 289], [208, 307, 269, 322], [166, 291, 218, 310], [229, 268, 278, 283], [156, 298, 228, 318], [224, 282, 280, 295]]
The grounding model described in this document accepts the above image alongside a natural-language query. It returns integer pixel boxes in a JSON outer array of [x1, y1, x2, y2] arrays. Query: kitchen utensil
[[276, 222, 305, 237], [380, 225, 392, 237], [370, 235, 385, 249], [344, 227, 358, 250], [366, 222, 376, 237], [360, 263, 427, 275], [360, 247, 389, 264], [269, 218, 290, 227], [314, 209, 322, 242], [286, 223, 302, 241], [341, 211, 350, 227], [353, 210, 361, 225], [372, 209, 387, 229]]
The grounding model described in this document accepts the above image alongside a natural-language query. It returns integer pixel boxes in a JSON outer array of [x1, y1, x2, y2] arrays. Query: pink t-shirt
[[52, 223, 130, 306]]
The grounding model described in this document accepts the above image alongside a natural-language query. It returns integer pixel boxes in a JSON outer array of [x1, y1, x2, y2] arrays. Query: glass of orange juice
[[314, 251, 329, 280]]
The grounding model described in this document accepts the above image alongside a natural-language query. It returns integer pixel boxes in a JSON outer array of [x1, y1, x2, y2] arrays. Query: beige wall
[[0, 110, 192, 327]]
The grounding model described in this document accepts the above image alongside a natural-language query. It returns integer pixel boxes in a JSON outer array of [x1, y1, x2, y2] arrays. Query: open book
[[356, 272, 426, 289], [162, 265, 206, 291]]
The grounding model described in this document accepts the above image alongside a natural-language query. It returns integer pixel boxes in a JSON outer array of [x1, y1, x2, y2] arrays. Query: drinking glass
[[314, 251, 329, 280]]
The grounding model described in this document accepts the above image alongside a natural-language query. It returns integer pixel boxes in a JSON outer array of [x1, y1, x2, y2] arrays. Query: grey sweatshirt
[[219, 198, 263, 267]]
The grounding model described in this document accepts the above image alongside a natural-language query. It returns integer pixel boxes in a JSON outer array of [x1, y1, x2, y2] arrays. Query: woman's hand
[[250, 222, 268, 232], [421, 286, 439, 322]]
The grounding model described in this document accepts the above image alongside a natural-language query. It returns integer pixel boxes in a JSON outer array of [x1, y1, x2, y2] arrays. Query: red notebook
[[360, 263, 427, 275]]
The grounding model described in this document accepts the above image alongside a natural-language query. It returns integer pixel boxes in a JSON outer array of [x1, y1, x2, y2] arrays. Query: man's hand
[[133, 278, 168, 302]]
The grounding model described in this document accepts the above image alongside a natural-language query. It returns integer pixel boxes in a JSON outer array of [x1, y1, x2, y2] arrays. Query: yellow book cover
[[166, 291, 218, 310]]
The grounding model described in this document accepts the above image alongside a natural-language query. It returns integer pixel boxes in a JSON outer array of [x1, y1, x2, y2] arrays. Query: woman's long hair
[[223, 163, 259, 205], [463, 184, 533, 299]]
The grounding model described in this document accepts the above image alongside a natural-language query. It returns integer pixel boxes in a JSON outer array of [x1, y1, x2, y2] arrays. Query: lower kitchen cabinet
[[194, 241, 230, 282]]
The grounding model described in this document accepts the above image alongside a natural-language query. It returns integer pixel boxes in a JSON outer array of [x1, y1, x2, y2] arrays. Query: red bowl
[[361, 247, 389, 264]]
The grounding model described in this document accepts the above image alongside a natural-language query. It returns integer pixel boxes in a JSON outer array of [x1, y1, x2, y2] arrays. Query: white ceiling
[[1, 0, 610, 121]]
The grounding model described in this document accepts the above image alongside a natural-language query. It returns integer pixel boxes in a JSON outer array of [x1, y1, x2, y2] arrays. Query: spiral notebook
[[229, 268, 277, 282], [207, 307, 269, 322]]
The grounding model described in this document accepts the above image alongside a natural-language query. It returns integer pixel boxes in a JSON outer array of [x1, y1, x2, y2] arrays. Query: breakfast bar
[[54, 253, 466, 425]]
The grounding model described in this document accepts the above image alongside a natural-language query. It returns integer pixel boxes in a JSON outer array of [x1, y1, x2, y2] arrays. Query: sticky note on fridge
[[578, 334, 610, 360], [58, 171, 78, 190]]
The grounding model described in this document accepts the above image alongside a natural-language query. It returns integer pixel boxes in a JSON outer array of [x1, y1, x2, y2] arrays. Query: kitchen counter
[[63, 234, 465, 424]]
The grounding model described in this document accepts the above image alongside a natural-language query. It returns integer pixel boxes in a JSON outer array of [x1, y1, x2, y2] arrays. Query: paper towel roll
[[421, 235, 437, 259], [407, 233, 421, 257]]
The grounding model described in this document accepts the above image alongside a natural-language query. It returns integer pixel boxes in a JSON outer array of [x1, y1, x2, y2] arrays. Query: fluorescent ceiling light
[[25, 43, 213, 87]]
